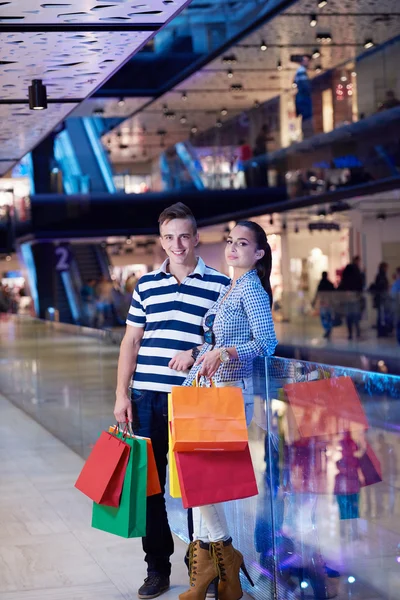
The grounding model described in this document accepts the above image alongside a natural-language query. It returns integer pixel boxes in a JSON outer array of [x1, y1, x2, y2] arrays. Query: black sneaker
[[138, 574, 170, 599]]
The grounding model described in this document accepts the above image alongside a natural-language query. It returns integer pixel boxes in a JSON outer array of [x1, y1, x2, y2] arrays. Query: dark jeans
[[346, 313, 360, 339], [131, 389, 174, 577]]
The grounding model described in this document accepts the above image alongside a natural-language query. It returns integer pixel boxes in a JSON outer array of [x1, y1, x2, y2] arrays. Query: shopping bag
[[108, 427, 161, 497], [75, 430, 130, 507], [170, 385, 248, 451], [359, 442, 382, 486], [92, 435, 147, 538], [175, 445, 258, 508], [284, 376, 368, 439], [168, 394, 181, 498]]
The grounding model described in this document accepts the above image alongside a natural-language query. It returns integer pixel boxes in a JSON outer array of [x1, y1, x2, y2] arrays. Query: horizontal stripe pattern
[[126, 257, 229, 392]]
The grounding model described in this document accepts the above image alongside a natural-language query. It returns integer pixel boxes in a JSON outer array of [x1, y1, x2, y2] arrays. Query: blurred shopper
[[338, 259, 363, 340], [177, 221, 278, 600], [314, 271, 336, 339], [378, 90, 400, 112], [371, 262, 392, 338], [238, 139, 253, 188], [294, 55, 313, 139], [114, 203, 230, 599], [96, 276, 114, 328], [391, 267, 400, 345], [253, 124, 273, 187], [80, 278, 96, 327], [125, 272, 138, 296]]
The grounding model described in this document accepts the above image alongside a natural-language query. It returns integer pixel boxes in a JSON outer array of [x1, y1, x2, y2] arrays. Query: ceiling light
[[295, 223, 299, 234], [315, 64, 322, 73], [312, 48, 321, 59], [340, 75, 347, 82], [227, 69, 234, 78], [216, 119, 223, 128], [318, 0, 327, 7], [222, 54, 237, 65], [180, 115, 187, 124], [165, 110, 176, 120], [181, 91, 188, 101], [93, 107, 104, 116], [277, 60, 282, 71], [28, 79, 47, 110], [316, 32, 332, 43], [351, 71, 357, 77], [269, 215, 274, 226], [260, 40, 267, 51], [220, 107, 228, 116], [162, 104, 168, 113], [364, 38, 374, 49], [191, 125, 198, 134], [230, 83, 243, 91], [118, 97, 125, 107], [310, 14, 317, 27], [254, 100, 260, 108]]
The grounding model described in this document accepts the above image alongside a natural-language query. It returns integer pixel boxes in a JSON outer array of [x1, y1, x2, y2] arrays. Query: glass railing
[[1, 316, 400, 599]]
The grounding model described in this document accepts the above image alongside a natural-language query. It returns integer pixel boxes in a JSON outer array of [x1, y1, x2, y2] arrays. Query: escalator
[[72, 244, 106, 284], [55, 271, 73, 324]]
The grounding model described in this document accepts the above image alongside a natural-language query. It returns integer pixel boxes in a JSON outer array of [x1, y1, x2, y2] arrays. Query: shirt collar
[[154, 257, 206, 279], [235, 268, 257, 286]]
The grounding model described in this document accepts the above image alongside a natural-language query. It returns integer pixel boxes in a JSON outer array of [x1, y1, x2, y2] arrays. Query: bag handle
[[111, 421, 134, 440], [194, 373, 215, 388]]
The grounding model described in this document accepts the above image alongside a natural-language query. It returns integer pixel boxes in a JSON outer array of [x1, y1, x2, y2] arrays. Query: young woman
[[179, 220, 278, 600]]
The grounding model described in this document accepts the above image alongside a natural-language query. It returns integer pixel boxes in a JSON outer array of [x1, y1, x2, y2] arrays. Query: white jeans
[[192, 377, 253, 543]]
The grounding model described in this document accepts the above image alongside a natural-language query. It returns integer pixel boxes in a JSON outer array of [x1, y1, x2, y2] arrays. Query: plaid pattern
[[184, 269, 278, 385]]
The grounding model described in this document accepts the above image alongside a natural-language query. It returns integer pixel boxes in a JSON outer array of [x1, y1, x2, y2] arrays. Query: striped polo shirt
[[126, 257, 230, 392]]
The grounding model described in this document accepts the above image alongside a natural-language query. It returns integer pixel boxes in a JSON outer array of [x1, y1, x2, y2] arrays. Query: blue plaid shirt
[[184, 269, 278, 385]]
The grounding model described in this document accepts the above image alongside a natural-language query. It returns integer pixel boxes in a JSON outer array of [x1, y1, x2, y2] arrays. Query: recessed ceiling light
[[227, 69, 234, 78], [260, 40, 267, 51], [220, 107, 228, 116], [216, 119, 223, 128], [315, 64, 322, 73], [118, 97, 125, 107], [191, 125, 198, 134], [364, 38, 374, 49], [277, 60, 282, 71], [180, 115, 187, 124], [310, 14, 317, 27], [181, 91, 188, 101], [318, 0, 327, 7], [312, 48, 321, 59]]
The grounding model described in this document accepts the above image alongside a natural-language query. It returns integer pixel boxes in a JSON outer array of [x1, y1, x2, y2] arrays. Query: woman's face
[[225, 225, 264, 270]]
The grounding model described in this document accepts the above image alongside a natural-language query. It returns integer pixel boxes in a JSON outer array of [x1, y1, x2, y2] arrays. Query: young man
[[114, 202, 230, 599]]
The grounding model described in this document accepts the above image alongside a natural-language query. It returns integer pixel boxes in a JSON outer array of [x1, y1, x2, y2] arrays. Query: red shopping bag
[[359, 442, 382, 486], [75, 431, 130, 507], [175, 445, 258, 509], [284, 376, 368, 439]]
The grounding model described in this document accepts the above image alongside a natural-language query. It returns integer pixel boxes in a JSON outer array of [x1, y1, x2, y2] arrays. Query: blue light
[[348, 576, 356, 584], [300, 581, 308, 589]]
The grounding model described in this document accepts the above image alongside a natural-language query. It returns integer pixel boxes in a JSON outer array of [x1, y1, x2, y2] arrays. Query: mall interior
[[0, 1, 400, 599]]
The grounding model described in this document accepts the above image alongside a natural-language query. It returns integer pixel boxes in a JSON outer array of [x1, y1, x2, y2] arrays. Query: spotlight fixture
[[222, 54, 237, 65], [165, 110, 176, 120], [162, 104, 168, 113], [157, 128, 167, 136], [282, 220, 287, 231], [220, 107, 228, 116], [312, 48, 321, 59], [230, 83, 243, 91], [216, 118, 223, 128], [254, 100, 260, 109], [377, 212, 386, 220], [180, 115, 187, 124], [118, 97, 125, 107], [260, 40, 268, 52], [315, 64, 322, 73], [181, 91, 188, 101], [227, 69, 234, 78], [277, 60, 282, 71], [93, 107, 104, 116], [295, 223, 299, 234], [318, 0, 327, 7], [316, 32, 332, 43], [269, 215, 274, 226], [310, 14, 317, 27], [364, 38, 374, 49], [191, 125, 198, 134], [28, 79, 47, 110]]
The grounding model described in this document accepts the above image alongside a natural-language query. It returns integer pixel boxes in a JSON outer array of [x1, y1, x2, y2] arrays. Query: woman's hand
[[196, 349, 221, 379]]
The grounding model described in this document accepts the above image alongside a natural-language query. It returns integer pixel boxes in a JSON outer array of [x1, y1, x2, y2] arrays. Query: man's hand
[[114, 392, 133, 423], [197, 349, 221, 379], [169, 349, 195, 371]]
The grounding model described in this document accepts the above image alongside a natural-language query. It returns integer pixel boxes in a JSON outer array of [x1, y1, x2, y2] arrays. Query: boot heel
[[212, 576, 219, 599], [241, 562, 254, 587]]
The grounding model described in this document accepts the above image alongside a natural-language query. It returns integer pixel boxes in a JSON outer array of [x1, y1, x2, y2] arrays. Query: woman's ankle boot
[[179, 540, 219, 600], [211, 538, 254, 600]]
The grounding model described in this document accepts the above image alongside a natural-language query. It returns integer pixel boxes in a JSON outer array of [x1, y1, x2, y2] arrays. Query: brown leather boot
[[179, 540, 219, 600], [211, 538, 254, 600]]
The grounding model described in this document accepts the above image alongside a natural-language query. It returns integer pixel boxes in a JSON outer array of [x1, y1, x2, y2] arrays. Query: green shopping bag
[[91, 434, 147, 538]]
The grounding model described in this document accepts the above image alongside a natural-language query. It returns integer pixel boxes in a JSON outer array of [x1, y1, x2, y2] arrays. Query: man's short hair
[[158, 202, 197, 234]]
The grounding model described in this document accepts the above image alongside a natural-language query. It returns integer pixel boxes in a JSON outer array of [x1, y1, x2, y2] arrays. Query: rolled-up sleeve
[[235, 283, 278, 362], [126, 283, 146, 328]]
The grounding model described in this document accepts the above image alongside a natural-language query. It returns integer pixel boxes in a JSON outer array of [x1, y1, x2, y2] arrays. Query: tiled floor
[[0, 393, 192, 600]]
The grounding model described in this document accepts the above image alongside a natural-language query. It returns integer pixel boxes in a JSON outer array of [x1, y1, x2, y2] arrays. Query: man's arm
[[114, 325, 144, 423]]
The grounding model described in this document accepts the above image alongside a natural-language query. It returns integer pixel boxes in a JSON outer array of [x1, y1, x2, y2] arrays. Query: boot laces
[[211, 543, 227, 582], [188, 542, 199, 586]]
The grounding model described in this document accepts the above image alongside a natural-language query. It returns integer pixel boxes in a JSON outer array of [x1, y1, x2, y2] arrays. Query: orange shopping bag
[[168, 394, 181, 498], [108, 427, 161, 496], [170, 382, 248, 452]]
